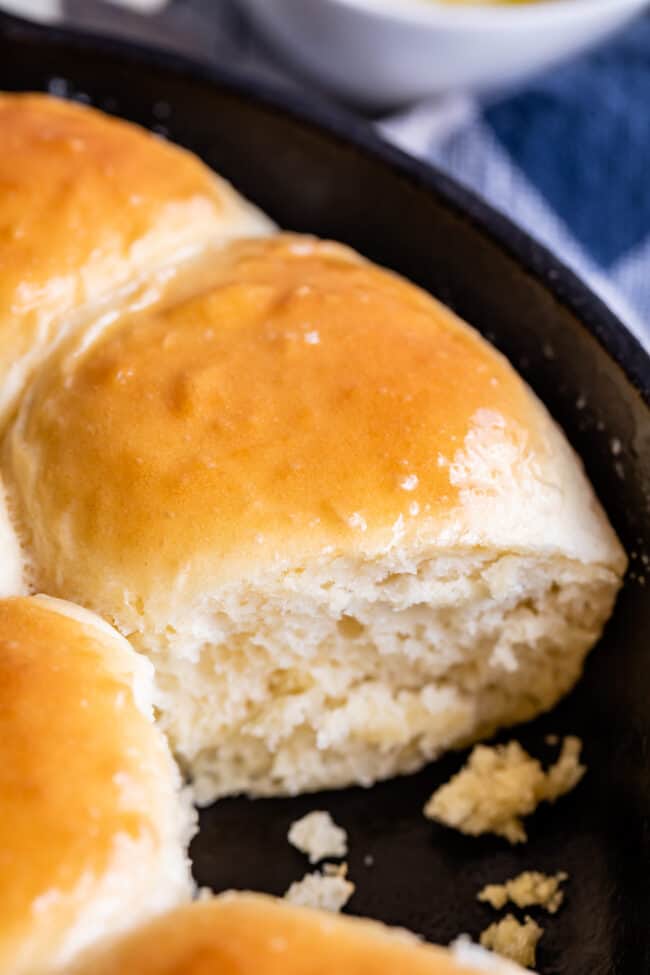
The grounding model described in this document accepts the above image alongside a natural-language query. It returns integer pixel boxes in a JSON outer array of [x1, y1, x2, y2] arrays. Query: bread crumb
[[480, 914, 542, 969], [364, 854, 375, 867], [544, 733, 559, 746], [479, 871, 568, 914], [284, 862, 354, 912], [478, 884, 509, 911], [423, 737, 585, 843], [543, 736, 585, 801], [288, 811, 348, 864]]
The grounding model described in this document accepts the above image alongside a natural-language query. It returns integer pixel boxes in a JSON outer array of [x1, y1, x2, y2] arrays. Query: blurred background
[[2, 0, 649, 343]]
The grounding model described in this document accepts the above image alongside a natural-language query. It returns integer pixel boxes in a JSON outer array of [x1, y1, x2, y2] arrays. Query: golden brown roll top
[[0, 596, 194, 975], [70, 893, 529, 975], [0, 93, 273, 428], [6, 233, 625, 620]]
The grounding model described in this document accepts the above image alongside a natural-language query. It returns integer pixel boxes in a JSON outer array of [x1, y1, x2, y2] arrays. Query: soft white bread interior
[[69, 892, 529, 975], [0, 92, 273, 429], [0, 475, 25, 595], [0, 595, 195, 975], [5, 234, 626, 802]]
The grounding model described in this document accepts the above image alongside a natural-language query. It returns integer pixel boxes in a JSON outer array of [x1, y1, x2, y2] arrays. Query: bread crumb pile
[[479, 871, 568, 914], [479, 914, 543, 969], [284, 863, 355, 913], [288, 811, 348, 864], [424, 737, 585, 843]]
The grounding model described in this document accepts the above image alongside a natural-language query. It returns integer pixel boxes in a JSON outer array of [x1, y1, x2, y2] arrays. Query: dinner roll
[[0, 596, 195, 975], [0, 476, 25, 595], [0, 92, 273, 428], [70, 892, 529, 975], [6, 234, 626, 802]]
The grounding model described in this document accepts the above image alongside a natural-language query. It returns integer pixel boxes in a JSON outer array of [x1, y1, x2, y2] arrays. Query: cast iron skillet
[[0, 13, 648, 974]]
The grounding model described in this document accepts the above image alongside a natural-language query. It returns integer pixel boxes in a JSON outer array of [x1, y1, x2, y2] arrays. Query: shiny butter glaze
[[0, 597, 170, 972], [9, 235, 542, 604]]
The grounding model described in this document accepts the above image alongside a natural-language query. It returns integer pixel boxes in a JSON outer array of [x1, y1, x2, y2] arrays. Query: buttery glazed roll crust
[[0, 93, 273, 428], [0, 596, 194, 975], [5, 234, 624, 609], [70, 893, 528, 975]]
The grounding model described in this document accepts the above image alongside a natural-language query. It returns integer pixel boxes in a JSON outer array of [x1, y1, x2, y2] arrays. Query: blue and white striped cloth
[[51, 2, 650, 347], [379, 16, 650, 348]]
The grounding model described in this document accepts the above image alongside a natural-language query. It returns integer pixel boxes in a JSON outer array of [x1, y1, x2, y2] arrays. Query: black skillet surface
[[0, 14, 648, 974]]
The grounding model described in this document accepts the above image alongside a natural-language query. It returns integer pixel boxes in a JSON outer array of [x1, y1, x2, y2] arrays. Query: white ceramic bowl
[[237, 0, 648, 107]]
